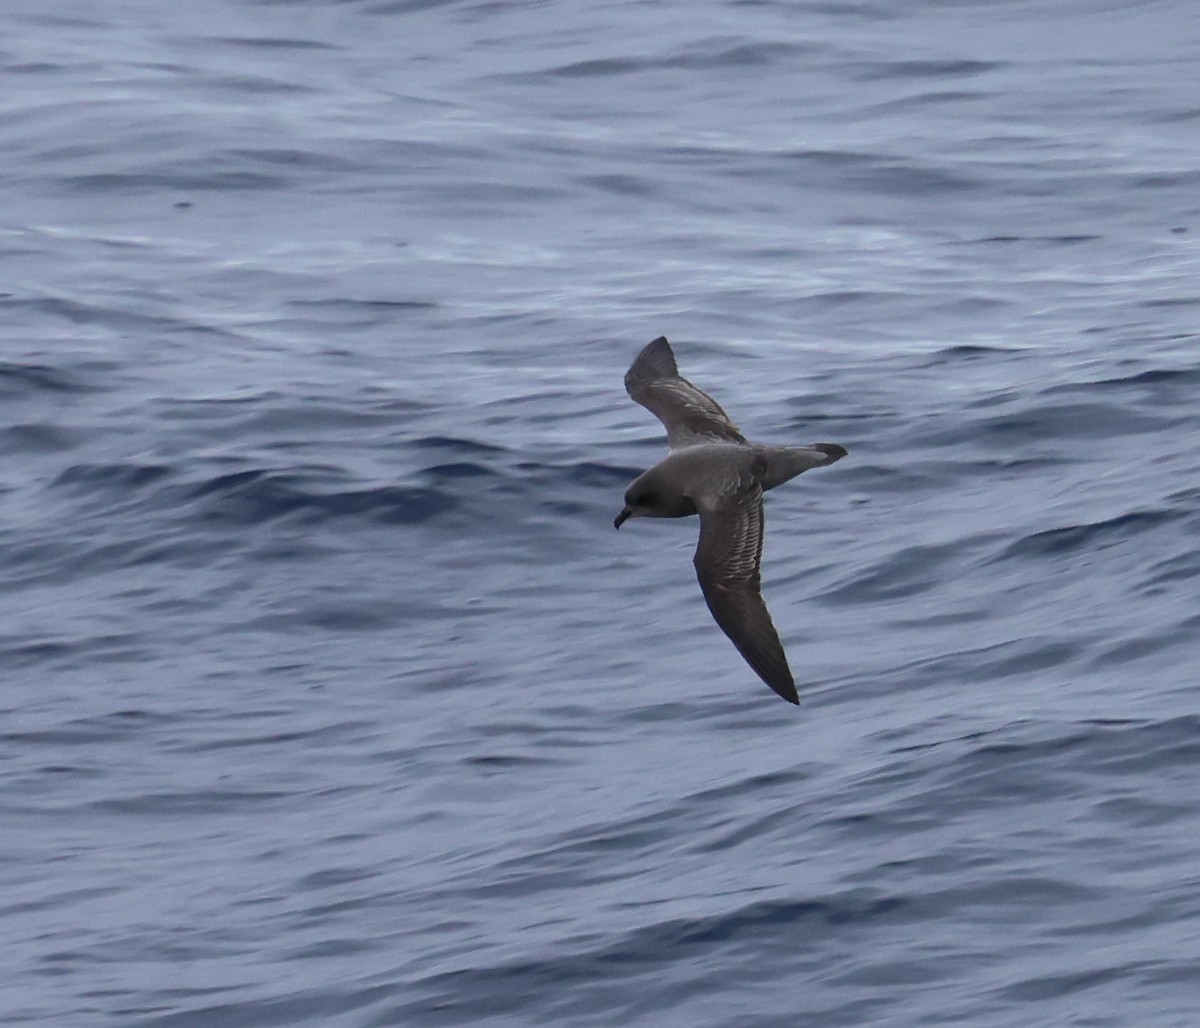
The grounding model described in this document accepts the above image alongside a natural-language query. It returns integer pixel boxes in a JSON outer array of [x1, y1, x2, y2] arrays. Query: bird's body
[[624, 441, 837, 507], [615, 336, 847, 704]]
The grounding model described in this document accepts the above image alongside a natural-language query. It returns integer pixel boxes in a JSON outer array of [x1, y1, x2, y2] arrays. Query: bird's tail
[[759, 443, 847, 491]]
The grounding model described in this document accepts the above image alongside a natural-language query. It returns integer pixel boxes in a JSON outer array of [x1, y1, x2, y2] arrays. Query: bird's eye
[[636, 492, 655, 506]]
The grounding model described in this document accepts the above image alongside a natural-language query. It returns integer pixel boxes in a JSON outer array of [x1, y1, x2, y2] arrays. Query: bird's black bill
[[614, 508, 630, 529]]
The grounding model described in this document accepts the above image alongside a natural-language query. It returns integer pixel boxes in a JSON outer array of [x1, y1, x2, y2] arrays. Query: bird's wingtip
[[772, 681, 801, 705], [628, 336, 678, 380], [814, 443, 848, 464]]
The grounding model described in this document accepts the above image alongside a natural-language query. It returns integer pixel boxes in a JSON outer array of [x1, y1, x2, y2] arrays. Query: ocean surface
[[4, 0, 1200, 1024]]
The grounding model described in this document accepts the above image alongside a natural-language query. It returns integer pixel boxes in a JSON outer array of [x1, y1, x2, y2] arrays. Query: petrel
[[614, 336, 846, 704]]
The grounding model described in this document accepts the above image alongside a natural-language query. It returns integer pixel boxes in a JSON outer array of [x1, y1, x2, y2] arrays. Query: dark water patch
[[1042, 364, 1200, 395], [0, 534, 230, 587], [0, 632, 149, 670], [801, 288, 907, 309], [237, 535, 339, 564], [0, 709, 174, 747], [867, 89, 989, 114], [967, 234, 1102, 245], [691, 803, 806, 854], [296, 603, 414, 632], [851, 59, 1004, 81], [938, 400, 1169, 446], [421, 461, 496, 480], [123, 986, 393, 1028], [514, 816, 675, 866], [1088, 626, 1196, 668], [91, 789, 291, 815], [5, 296, 198, 333], [820, 538, 992, 605], [36, 764, 104, 778], [172, 719, 370, 754], [822, 459, 957, 494], [995, 960, 1156, 1003], [223, 146, 359, 173], [0, 538, 69, 576], [541, 57, 642, 79], [676, 144, 974, 196], [296, 867, 379, 891], [332, 136, 491, 167], [363, 0, 465, 16], [412, 435, 506, 456], [53, 462, 174, 493], [1075, 715, 1200, 777], [183, 470, 458, 526], [1, 423, 83, 452], [1139, 549, 1200, 590], [741, 148, 983, 196], [949, 723, 1100, 769], [463, 752, 567, 770], [856, 721, 1115, 827], [186, 468, 279, 499], [433, 179, 566, 208], [0, 360, 93, 396], [784, 405, 904, 428], [0, 885, 127, 921], [920, 344, 1022, 365], [288, 297, 436, 314], [1139, 296, 1200, 308], [210, 36, 339, 52], [969, 639, 1083, 681], [523, 40, 826, 81], [994, 509, 1178, 561], [234, 402, 400, 434], [932, 294, 1009, 316], [5, 62, 70, 75], [577, 173, 657, 197], [516, 460, 639, 490], [401, 890, 910, 1021], [675, 893, 910, 939], [886, 717, 1200, 800], [262, 453, 625, 520], [155, 391, 289, 422], [684, 767, 811, 805], [62, 170, 286, 194], [1132, 170, 1200, 189], [664, 39, 816, 69], [886, 636, 1084, 693], [890, 608, 990, 630], [0, 638, 80, 669], [193, 70, 322, 95]]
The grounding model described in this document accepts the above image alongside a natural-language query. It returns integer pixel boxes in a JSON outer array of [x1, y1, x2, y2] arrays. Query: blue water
[[4, 0, 1200, 1024]]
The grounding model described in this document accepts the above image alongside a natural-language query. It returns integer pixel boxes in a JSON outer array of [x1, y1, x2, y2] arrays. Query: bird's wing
[[693, 472, 798, 704], [624, 336, 747, 449]]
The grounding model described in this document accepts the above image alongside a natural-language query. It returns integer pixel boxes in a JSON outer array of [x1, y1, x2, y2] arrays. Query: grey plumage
[[615, 336, 847, 704]]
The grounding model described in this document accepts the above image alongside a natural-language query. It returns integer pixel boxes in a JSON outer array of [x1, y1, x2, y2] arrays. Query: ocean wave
[[41, 447, 638, 534], [993, 509, 1182, 561], [399, 890, 908, 1023], [178, 470, 459, 526], [0, 359, 95, 396]]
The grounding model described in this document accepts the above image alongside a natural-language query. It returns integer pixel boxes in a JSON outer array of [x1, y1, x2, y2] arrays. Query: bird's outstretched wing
[[693, 473, 798, 704], [625, 336, 747, 449]]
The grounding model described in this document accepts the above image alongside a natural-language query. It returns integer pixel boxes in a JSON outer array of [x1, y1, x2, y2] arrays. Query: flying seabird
[[614, 336, 846, 704]]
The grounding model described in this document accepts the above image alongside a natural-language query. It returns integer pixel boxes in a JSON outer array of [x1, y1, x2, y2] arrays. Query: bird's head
[[614, 468, 690, 528], [614, 487, 657, 529]]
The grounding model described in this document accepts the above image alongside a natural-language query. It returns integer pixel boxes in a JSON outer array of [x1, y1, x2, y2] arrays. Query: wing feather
[[693, 479, 798, 704], [624, 337, 747, 449]]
